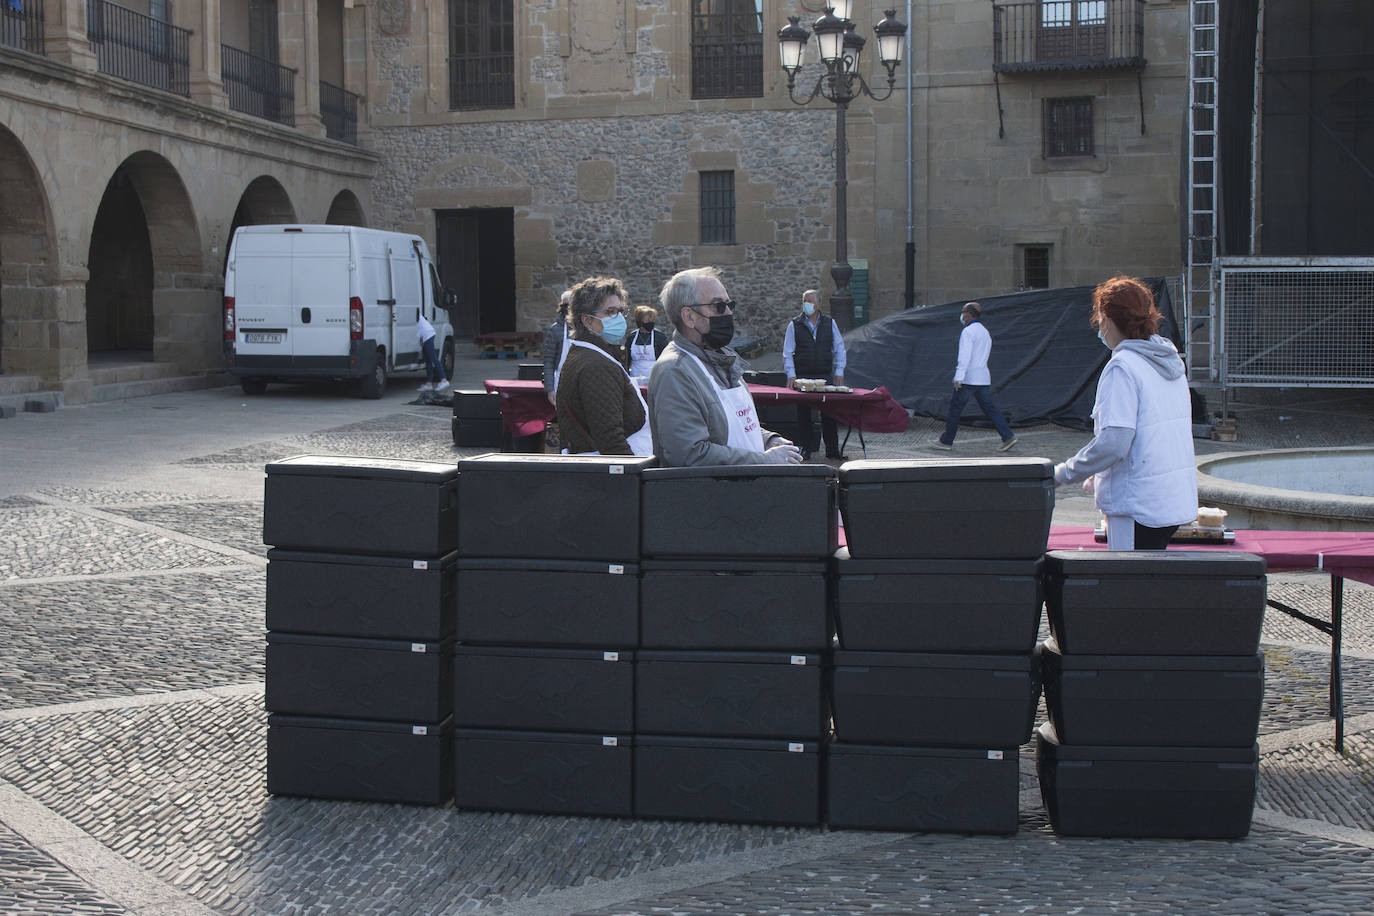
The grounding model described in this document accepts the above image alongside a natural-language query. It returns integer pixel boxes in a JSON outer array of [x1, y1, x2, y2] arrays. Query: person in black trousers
[[783, 289, 848, 461]]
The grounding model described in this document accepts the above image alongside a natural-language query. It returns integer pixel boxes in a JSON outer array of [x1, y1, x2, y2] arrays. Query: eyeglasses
[[593, 305, 627, 318], [689, 299, 736, 317]]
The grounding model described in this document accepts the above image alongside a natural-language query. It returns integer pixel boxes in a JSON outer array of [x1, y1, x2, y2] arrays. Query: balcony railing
[[86, 0, 190, 95], [222, 43, 295, 126], [320, 79, 359, 144], [2, 0, 45, 55], [993, 0, 1145, 72]]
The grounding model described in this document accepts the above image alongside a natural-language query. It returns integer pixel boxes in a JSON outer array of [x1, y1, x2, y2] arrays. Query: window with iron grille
[[1021, 245, 1051, 289], [448, 0, 514, 110], [1043, 96, 1094, 157], [700, 171, 736, 245], [691, 0, 764, 100]]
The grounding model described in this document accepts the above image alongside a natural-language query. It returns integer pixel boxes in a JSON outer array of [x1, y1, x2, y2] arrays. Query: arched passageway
[[325, 189, 366, 226], [0, 124, 56, 378], [225, 175, 297, 274]]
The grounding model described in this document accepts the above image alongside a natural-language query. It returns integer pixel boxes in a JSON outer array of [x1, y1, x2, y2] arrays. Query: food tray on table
[[1093, 524, 1235, 545]]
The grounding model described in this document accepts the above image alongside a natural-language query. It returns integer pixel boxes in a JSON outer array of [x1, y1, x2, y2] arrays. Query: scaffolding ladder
[[1185, 0, 1219, 383]]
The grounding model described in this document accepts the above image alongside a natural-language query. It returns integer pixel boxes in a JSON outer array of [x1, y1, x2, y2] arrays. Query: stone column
[[42, 0, 98, 70], [280, 0, 326, 136], [185, 0, 229, 108]]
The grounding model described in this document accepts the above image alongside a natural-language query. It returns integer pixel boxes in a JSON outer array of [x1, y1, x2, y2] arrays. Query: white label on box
[[609, 465, 625, 475], [412, 559, 429, 570], [788, 743, 804, 753], [604, 651, 619, 661], [603, 736, 618, 747], [791, 655, 807, 665], [608, 564, 625, 575], [411, 643, 426, 653], [413, 726, 428, 736], [987, 750, 1004, 760]]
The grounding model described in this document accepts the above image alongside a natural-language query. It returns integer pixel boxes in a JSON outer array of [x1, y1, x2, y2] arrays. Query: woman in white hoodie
[[1053, 276, 1197, 549]]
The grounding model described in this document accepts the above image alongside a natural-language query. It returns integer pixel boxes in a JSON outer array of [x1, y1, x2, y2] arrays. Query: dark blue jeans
[[422, 336, 445, 383], [941, 384, 1013, 444]]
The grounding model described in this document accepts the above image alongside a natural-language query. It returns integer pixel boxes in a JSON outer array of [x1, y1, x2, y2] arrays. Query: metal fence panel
[[1219, 258, 1374, 387]]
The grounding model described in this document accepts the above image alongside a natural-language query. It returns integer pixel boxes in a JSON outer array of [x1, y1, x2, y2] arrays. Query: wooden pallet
[[478, 350, 528, 360]]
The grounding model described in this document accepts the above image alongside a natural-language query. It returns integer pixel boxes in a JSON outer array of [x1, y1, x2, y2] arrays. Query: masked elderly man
[[647, 267, 802, 467]]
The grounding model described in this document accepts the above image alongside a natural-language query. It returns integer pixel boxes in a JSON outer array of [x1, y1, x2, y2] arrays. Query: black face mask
[[700, 313, 735, 349], [641, 322, 655, 332]]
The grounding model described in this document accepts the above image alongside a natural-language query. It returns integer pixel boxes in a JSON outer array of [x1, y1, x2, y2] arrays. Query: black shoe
[[800, 447, 813, 461], [825, 452, 848, 461]]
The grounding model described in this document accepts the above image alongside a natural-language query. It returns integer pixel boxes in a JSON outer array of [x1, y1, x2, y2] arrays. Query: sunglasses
[[689, 300, 736, 317]]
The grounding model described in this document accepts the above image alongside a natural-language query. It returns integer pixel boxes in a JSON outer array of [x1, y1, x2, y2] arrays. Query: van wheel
[[241, 378, 268, 395], [441, 338, 455, 382], [359, 351, 386, 399]]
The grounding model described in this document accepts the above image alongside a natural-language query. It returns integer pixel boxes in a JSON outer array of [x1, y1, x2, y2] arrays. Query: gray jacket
[[647, 337, 779, 467]]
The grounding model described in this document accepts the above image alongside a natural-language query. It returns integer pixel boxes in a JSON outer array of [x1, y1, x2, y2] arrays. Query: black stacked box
[[263, 456, 459, 806], [1036, 550, 1267, 838], [827, 459, 1052, 834], [452, 389, 505, 448], [635, 465, 836, 826], [453, 454, 654, 816]]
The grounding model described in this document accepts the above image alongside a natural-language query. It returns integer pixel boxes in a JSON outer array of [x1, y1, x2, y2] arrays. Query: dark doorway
[[87, 167, 154, 353], [435, 208, 515, 338]]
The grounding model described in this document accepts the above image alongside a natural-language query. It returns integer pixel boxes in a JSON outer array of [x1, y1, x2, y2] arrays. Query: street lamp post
[[778, 6, 907, 331]]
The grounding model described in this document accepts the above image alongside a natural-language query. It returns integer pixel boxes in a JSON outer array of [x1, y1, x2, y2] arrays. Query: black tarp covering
[[842, 280, 1178, 432]]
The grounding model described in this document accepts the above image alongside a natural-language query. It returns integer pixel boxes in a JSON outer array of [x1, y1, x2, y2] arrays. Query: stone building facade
[[1, 0, 1188, 400]]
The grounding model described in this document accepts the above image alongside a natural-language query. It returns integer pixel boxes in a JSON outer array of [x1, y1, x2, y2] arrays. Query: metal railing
[[447, 53, 514, 110], [221, 43, 296, 126], [993, 0, 1146, 72], [1216, 258, 1374, 388], [86, 0, 189, 95], [320, 79, 359, 144], [2, 0, 44, 55]]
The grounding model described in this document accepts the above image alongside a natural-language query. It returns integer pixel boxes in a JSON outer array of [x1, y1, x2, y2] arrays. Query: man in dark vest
[[783, 289, 848, 461]]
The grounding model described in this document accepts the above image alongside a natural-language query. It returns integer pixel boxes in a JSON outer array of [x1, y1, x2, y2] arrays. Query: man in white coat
[[933, 301, 1016, 450]]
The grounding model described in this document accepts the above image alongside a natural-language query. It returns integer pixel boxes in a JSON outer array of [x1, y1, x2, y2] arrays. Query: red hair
[[1092, 276, 1161, 340]]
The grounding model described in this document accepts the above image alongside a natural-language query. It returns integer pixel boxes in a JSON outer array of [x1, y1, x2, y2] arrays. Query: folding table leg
[[1332, 573, 1344, 754]]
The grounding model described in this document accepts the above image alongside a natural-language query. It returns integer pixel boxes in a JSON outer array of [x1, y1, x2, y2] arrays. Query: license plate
[[244, 332, 283, 344]]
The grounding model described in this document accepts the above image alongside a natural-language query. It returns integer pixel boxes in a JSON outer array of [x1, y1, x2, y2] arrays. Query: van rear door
[[388, 240, 424, 367], [289, 231, 352, 359], [231, 230, 295, 360]]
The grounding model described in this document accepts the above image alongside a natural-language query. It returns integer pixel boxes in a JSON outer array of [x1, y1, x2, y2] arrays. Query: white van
[[223, 224, 457, 398]]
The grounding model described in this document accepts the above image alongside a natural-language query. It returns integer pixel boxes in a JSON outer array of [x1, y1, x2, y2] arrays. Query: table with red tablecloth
[[484, 379, 910, 453], [1049, 525, 1374, 751]]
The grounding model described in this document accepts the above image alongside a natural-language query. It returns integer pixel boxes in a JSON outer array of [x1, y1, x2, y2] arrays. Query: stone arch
[[225, 175, 298, 275], [86, 151, 202, 363], [325, 189, 367, 226], [0, 122, 58, 380]]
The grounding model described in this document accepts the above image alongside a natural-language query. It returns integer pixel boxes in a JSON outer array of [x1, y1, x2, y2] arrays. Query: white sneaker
[[417, 382, 434, 392], [435, 379, 451, 392]]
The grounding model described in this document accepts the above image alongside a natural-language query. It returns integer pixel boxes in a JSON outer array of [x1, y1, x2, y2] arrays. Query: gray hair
[[962, 301, 982, 319], [804, 289, 821, 305], [659, 266, 721, 332]]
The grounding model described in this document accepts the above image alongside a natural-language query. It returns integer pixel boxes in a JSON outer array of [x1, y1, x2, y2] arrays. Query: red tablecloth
[[484, 379, 910, 439], [1048, 525, 1374, 588]]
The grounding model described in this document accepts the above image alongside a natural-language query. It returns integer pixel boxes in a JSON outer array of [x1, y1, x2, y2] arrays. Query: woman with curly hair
[[1053, 276, 1197, 549]]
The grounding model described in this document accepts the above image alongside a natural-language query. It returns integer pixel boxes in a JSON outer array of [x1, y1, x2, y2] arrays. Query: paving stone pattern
[[3, 398, 1374, 914]]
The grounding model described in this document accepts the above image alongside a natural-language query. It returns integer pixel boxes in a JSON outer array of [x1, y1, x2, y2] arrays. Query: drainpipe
[[904, 0, 915, 311]]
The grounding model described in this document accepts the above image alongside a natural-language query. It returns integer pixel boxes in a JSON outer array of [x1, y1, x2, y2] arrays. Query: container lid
[[1036, 722, 1258, 763], [457, 557, 640, 576], [1037, 638, 1264, 673], [840, 457, 1053, 484], [268, 632, 453, 653], [269, 713, 454, 735], [453, 728, 633, 747], [265, 454, 458, 482], [642, 559, 827, 574], [459, 454, 657, 475], [268, 548, 459, 570], [637, 650, 823, 666], [833, 650, 1034, 672], [827, 742, 1019, 761], [453, 645, 635, 662], [634, 734, 819, 753], [642, 465, 836, 481], [833, 548, 1042, 578], [1044, 549, 1267, 577]]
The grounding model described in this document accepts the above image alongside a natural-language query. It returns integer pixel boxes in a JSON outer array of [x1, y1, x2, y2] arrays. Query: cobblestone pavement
[[1, 376, 1373, 914]]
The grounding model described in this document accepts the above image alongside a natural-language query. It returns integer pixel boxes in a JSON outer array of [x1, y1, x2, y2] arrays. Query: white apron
[[552, 323, 571, 393], [686, 350, 765, 452], [564, 339, 654, 457], [628, 330, 657, 384]]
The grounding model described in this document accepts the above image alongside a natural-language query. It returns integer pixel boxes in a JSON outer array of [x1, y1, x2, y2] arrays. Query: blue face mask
[[598, 313, 628, 346], [1097, 327, 1109, 347], [802, 301, 816, 317]]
